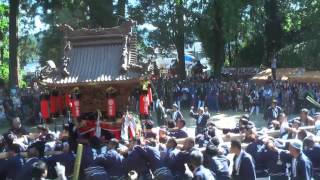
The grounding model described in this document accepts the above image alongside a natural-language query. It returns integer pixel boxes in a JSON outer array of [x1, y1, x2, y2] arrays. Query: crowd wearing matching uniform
[[0, 100, 320, 180]]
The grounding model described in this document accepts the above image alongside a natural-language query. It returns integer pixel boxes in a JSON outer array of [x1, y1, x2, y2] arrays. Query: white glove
[[55, 162, 66, 179], [184, 163, 194, 179]]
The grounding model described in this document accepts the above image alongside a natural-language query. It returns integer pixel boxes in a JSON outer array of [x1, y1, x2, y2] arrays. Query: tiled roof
[[43, 21, 141, 86], [43, 44, 141, 85]]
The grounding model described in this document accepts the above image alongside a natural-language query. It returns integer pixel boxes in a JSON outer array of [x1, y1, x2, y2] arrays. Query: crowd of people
[[0, 98, 320, 180], [0, 87, 40, 125], [152, 76, 320, 116], [1, 76, 320, 180]]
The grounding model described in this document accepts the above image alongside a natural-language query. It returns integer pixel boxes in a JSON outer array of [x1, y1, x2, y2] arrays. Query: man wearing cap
[[190, 106, 210, 136], [167, 104, 183, 122], [303, 136, 320, 180], [264, 99, 283, 127], [289, 139, 313, 180]]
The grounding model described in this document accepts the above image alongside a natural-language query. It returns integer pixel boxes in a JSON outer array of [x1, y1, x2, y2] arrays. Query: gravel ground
[[0, 110, 297, 134]]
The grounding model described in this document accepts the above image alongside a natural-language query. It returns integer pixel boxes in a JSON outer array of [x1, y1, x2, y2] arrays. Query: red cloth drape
[[78, 120, 121, 139], [40, 99, 50, 120], [50, 95, 58, 114], [78, 121, 95, 137], [57, 95, 63, 113], [100, 123, 121, 140]]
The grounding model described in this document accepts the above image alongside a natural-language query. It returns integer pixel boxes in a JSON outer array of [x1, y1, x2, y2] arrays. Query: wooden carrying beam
[[222, 126, 316, 142], [176, 126, 316, 145]]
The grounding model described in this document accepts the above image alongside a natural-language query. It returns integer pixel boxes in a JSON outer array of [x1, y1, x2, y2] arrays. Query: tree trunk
[[264, 0, 281, 65], [227, 42, 232, 66], [117, 0, 126, 17], [0, 47, 3, 63], [175, 1, 186, 79], [212, 1, 225, 79], [9, 0, 19, 88], [235, 34, 239, 68]]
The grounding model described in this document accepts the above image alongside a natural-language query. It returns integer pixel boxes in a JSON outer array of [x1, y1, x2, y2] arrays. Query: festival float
[[37, 20, 149, 139]]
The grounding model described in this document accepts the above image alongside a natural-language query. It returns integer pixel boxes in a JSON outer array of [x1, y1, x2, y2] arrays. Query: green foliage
[[277, 0, 320, 69], [191, 0, 320, 72], [0, 3, 9, 83], [5, 0, 319, 83], [36, 0, 121, 66], [0, 4, 9, 34], [19, 35, 40, 66], [1, 1, 40, 87], [238, 35, 265, 67], [129, 0, 186, 48], [0, 3, 9, 54], [191, 0, 250, 75], [0, 63, 9, 82], [129, 0, 190, 78]]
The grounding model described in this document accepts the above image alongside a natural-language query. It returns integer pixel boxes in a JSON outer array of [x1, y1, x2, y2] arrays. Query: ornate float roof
[[43, 21, 143, 86]]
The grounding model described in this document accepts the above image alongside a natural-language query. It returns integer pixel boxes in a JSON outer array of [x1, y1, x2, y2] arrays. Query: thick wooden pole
[[72, 144, 83, 180]]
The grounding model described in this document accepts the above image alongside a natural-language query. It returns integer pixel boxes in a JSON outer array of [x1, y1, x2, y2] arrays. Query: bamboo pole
[[72, 144, 83, 180]]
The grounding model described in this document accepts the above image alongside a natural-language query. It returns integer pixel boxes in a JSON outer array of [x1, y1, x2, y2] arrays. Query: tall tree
[[194, 0, 241, 77], [117, 0, 127, 17], [175, 0, 185, 79], [9, 0, 19, 88], [264, 0, 282, 64], [129, 0, 188, 79], [37, 0, 118, 65], [86, 0, 116, 28], [211, 1, 225, 78]]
